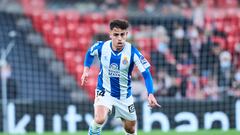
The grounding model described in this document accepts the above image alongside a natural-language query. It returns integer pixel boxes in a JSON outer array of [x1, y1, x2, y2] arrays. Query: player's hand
[[148, 94, 161, 108], [81, 67, 90, 86]]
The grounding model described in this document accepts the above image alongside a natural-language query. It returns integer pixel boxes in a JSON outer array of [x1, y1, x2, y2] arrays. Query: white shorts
[[94, 89, 137, 121]]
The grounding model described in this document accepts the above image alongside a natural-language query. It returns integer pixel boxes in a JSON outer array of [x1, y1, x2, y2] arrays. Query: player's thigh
[[94, 90, 113, 124]]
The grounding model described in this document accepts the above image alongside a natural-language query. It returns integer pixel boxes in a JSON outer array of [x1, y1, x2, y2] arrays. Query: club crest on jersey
[[122, 56, 128, 65]]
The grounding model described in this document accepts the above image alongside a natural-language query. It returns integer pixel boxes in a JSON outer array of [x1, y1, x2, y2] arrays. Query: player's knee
[[125, 126, 135, 134], [94, 117, 106, 125]]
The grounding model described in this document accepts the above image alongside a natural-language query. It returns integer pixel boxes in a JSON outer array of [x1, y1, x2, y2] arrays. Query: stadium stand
[[0, 11, 72, 101]]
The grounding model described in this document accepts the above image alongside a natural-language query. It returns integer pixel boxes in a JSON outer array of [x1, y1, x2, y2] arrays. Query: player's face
[[110, 28, 128, 51]]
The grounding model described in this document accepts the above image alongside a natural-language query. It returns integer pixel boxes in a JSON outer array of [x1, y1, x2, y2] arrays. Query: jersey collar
[[110, 41, 125, 56]]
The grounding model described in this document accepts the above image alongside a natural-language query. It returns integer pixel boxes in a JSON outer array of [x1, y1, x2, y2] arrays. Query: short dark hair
[[110, 19, 129, 30]]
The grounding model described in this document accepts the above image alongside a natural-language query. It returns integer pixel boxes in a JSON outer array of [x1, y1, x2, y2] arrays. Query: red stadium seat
[[21, 0, 46, 15], [43, 26, 66, 48], [56, 11, 67, 27], [75, 24, 92, 39], [42, 23, 54, 46], [63, 40, 78, 52], [83, 13, 105, 25], [66, 23, 78, 39], [68, 53, 84, 76], [225, 9, 238, 25], [223, 21, 237, 36], [65, 10, 81, 26], [105, 9, 126, 23], [215, 21, 224, 32], [213, 11, 224, 23], [105, 8, 127, 24], [105, 10, 116, 23], [64, 51, 75, 73], [219, 0, 238, 8], [92, 23, 109, 34], [77, 37, 91, 51], [31, 10, 44, 32], [74, 54, 84, 66], [206, 0, 217, 8], [40, 11, 55, 32], [52, 37, 64, 60], [51, 26, 66, 43]]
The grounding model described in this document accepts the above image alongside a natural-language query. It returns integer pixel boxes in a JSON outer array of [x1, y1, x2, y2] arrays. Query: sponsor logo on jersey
[[109, 63, 120, 77]]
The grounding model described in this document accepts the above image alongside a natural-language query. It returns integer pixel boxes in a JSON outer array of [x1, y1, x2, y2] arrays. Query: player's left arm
[[142, 69, 161, 108], [132, 46, 161, 108]]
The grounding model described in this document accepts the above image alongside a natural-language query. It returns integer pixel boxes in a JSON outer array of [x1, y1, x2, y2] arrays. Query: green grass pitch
[[1, 130, 239, 135]]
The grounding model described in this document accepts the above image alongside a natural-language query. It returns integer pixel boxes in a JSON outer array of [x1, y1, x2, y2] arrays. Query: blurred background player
[[81, 19, 160, 135]]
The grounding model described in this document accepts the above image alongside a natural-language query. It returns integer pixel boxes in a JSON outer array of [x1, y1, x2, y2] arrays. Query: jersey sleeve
[[133, 47, 151, 73], [84, 41, 104, 67], [89, 41, 104, 56]]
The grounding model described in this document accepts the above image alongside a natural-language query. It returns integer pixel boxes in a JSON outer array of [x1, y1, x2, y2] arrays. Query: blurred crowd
[[131, 23, 240, 101], [119, 0, 240, 101]]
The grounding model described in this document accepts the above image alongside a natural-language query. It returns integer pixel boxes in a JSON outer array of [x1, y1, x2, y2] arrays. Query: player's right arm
[[81, 41, 103, 86]]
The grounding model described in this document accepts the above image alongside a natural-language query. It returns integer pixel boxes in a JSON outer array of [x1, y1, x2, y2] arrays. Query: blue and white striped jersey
[[89, 40, 150, 99]]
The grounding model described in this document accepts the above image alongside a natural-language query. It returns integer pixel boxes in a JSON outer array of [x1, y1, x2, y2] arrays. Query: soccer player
[[81, 19, 160, 135]]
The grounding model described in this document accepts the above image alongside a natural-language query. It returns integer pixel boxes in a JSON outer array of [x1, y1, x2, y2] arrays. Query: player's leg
[[88, 90, 113, 135], [114, 96, 137, 134], [88, 105, 109, 135], [121, 118, 137, 135]]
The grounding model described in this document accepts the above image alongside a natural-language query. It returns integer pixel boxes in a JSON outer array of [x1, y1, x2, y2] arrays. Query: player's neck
[[112, 47, 123, 52], [111, 44, 124, 52]]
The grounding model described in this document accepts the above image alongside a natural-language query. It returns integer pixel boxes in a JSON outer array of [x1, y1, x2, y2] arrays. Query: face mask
[[174, 28, 184, 39], [220, 61, 231, 68], [158, 42, 168, 53], [235, 43, 240, 53], [235, 72, 240, 81], [220, 51, 231, 68], [189, 28, 199, 39]]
